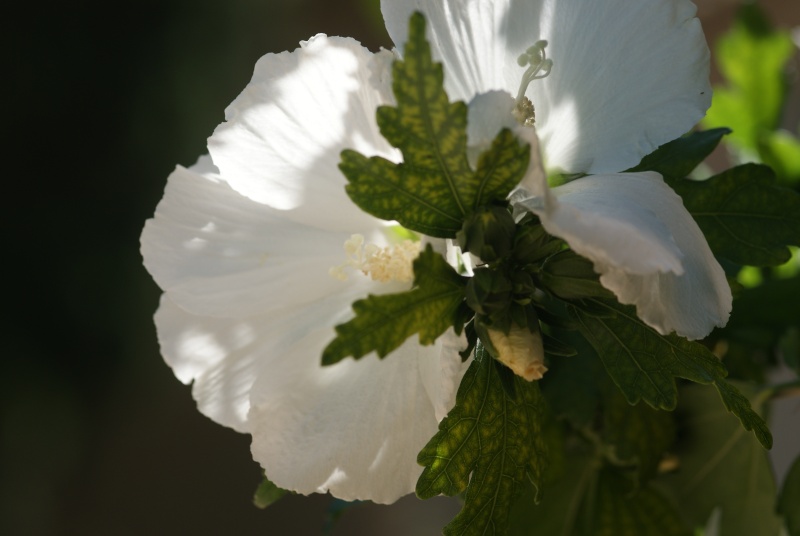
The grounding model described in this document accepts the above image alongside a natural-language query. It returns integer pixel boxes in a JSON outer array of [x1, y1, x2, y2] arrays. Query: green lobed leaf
[[602, 386, 676, 486], [340, 12, 529, 238], [660, 384, 783, 536], [568, 299, 771, 449], [712, 379, 773, 450], [778, 454, 800, 536], [509, 447, 692, 536], [322, 244, 466, 365], [592, 469, 692, 536], [539, 332, 602, 428], [568, 300, 723, 410], [627, 128, 731, 180], [667, 164, 800, 266], [508, 446, 597, 536], [471, 128, 531, 208], [416, 345, 546, 535]]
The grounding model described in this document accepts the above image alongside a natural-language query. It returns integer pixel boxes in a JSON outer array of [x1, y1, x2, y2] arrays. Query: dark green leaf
[[568, 300, 724, 410], [713, 379, 773, 450], [627, 128, 731, 180], [416, 345, 546, 535], [568, 299, 771, 448], [602, 387, 676, 485], [509, 447, 691, 536], [592, 469, 692, 536], [539, 335, 601, 428], [322, 244, 466, 365], [253, 475, 288, 509], [538, 249, 613, 300], [340, 13, 529, 237], [726, 276, 800, 331], [667, 164, 800, 266], [660, 384, 782, 536], [778, 454, 800, 536]]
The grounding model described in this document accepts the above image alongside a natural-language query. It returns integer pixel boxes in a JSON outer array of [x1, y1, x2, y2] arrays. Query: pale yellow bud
[[487, 325, 547, 381]]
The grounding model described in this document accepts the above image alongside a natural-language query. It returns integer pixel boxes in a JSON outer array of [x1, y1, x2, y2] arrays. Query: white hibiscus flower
[[141, 0, 730, 505]]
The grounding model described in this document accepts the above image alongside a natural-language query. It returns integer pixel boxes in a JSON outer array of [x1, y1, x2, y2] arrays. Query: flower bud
[[485, 324, 547, 382], [465, 268, 513, 316], [538, 250, 613, 300], [512, 219, 563, 265], [457, 205, 516, 263]]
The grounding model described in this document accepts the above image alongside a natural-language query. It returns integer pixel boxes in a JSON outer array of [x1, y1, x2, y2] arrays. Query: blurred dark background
[[2, 0, 798, 535]]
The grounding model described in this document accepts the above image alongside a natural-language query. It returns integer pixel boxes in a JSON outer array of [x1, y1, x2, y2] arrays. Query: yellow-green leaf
[[341, 12, 529, 238], [322, 244, 466, 365], [416, 345, 547, 535]]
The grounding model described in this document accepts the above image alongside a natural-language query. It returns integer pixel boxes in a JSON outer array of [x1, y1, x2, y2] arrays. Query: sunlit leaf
[[417, 345, 546, 535], [341, 12, 529, 238], [322, 244, 466, 365]]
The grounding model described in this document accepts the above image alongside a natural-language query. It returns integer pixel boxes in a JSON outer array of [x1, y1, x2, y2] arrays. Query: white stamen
[[329, 234, 421, 283], [513, 40, 552, 127]]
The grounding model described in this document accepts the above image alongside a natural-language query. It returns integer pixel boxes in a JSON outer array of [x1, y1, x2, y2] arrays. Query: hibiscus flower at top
[[140, 0, 730, 507]]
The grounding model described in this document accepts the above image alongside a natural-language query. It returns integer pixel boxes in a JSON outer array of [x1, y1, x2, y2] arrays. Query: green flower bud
[[510, 271, 536, 304], [457, 205, 516, 263], [538, 250, 613, 300], [465, 268, 513, 316], [512, 218, 564, 265]]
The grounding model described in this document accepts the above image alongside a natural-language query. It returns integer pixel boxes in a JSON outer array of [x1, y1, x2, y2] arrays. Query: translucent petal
[[248, 324, 468, 504], [381, 0, 711, 174], [518, 172, 731, 339], [209, 36, 399, 231], [155, 295, 266, 432], [141, 160, 387, 318]]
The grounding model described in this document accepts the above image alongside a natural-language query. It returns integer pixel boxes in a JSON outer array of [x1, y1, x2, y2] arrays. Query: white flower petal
[[381, 0, 512, 101], [141, 160, 385, 319], [209, 35, 398, 232], [528, 0, 710, 174], [155, 295, 266, 432], [248, 323, 468, 504], [382, 0, 711, 174], [518, 172, 731, 339]]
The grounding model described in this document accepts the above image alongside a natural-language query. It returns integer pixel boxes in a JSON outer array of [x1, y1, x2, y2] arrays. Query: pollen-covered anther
[[513, 40, 552, 127], [329, 234, 421, 283]]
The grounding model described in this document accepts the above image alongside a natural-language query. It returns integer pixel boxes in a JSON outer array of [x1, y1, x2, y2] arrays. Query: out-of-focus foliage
[[702, 4, 800, 185]]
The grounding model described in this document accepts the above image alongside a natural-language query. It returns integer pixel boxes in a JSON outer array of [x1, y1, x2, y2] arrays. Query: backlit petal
[[518, 172, 731, 339], [209, 36, 398, 232], [382, 0, 710, 173], [141, 159, 387, 319], [248, 322, 468, 504]]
